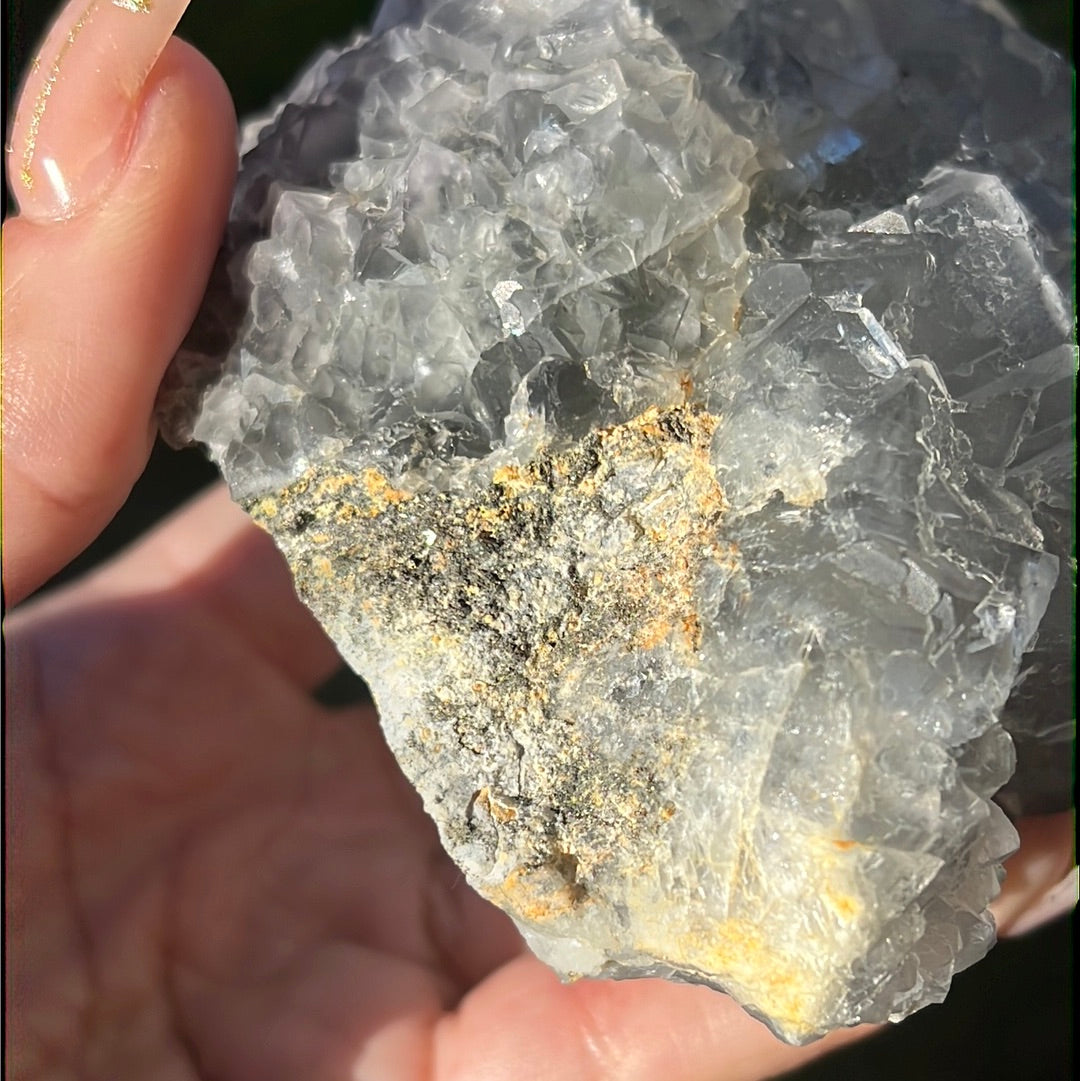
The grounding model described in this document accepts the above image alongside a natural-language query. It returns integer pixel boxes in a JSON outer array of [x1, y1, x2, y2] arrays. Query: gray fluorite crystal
[[160, 0, 1075, 1043]]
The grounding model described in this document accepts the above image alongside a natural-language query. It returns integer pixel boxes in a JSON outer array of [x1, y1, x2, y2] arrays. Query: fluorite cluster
[[160, 0, 1074, 1043]]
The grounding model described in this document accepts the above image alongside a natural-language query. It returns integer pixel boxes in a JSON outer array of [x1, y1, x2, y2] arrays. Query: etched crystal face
[[160, 0, 1074, 1044]]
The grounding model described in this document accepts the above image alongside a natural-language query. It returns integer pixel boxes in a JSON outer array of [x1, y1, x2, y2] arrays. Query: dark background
[[4, 2, 1073, 1078]]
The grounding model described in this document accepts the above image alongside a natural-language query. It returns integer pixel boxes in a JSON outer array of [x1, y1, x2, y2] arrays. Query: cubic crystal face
[[160, 0, 1074, 1043]]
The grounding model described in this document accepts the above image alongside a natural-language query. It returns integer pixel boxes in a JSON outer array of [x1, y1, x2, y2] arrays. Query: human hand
[[3, 2, 1074, 1079]]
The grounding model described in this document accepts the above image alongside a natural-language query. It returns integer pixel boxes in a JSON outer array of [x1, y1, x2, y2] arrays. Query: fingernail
[[1007, 866, 1078, 936], [7, 0, 191, 222]]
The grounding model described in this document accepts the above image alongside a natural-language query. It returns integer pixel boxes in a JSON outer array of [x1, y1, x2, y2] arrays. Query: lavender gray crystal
[[160, 0, 1074, 1043]]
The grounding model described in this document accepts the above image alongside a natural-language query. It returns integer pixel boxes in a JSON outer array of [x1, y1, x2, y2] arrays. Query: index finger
[[2, 1, 235, 605]]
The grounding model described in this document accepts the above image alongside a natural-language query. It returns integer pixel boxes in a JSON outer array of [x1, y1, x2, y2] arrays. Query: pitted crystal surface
[[160, 0, 1074, 1044]]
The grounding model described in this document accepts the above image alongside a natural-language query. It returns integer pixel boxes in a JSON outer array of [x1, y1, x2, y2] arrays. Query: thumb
[[2, 0, 235, 605]]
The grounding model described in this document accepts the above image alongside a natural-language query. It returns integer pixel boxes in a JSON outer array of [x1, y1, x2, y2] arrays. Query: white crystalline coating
[[159, 0, 1075, 1044], [170, 0, 758, 489]]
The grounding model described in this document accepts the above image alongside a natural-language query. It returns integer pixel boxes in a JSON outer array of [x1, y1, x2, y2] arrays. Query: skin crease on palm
[[1, 2, 1075, 1079]]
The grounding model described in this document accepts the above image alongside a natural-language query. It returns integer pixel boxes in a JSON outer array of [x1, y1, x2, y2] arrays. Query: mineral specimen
[[159, 0, 1075, 1043]]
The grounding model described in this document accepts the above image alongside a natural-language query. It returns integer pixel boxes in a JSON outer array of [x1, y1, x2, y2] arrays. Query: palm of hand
[[7, 496, 521, 1081]]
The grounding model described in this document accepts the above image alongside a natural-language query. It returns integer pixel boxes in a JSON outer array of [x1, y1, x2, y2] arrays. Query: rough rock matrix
[[160, 0, 1074, 1043]]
